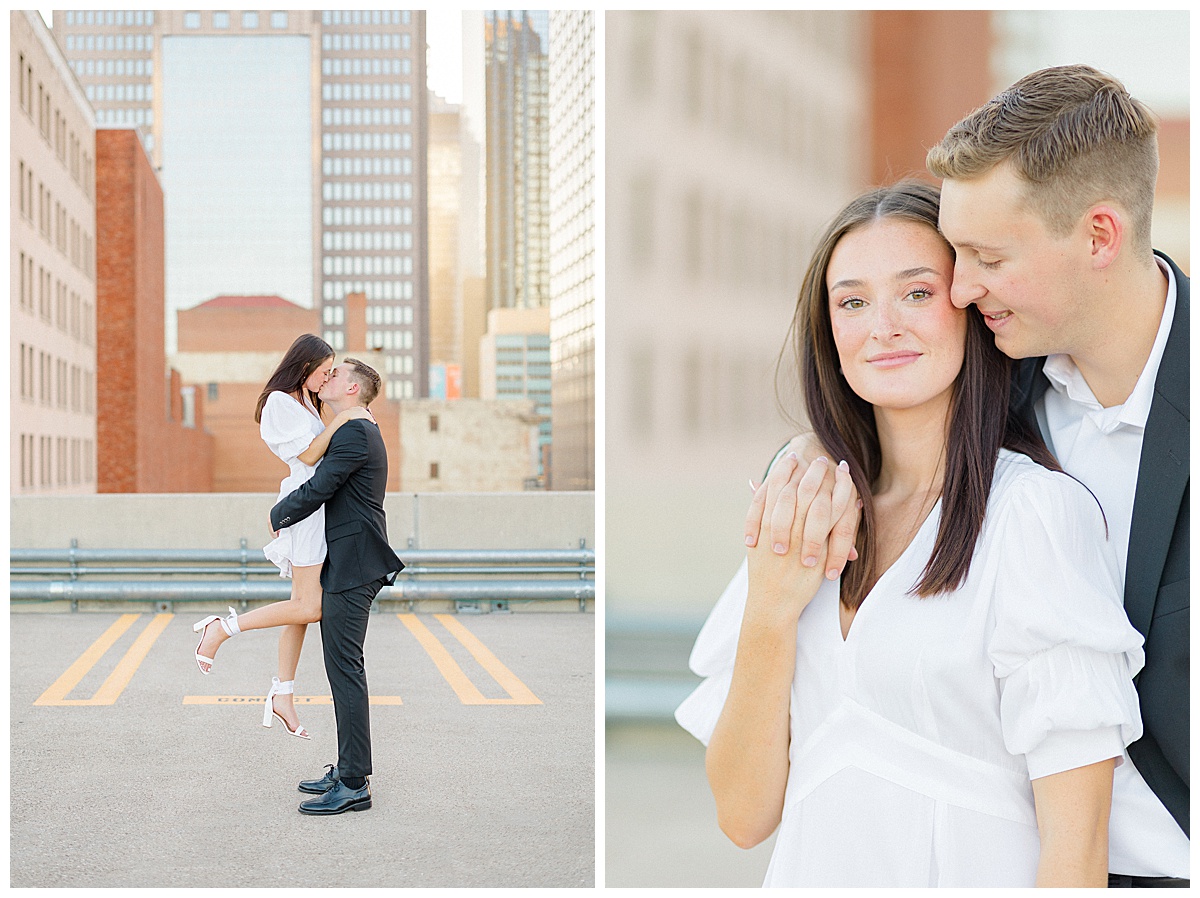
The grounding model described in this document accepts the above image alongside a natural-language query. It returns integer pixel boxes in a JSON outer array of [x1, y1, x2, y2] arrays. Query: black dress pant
[[1108, 875, 1190, 888], [321, 575, 387, 779]]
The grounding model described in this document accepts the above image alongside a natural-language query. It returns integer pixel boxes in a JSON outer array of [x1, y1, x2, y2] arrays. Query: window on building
[[183, 11, 201, 28], [430, 462, 439, 480], [271, 11, 287, 29], [429, 415, 439, 433], [242, 11, 259, 28], [207, 383, 219, 401], [213, 11, 229, 28]]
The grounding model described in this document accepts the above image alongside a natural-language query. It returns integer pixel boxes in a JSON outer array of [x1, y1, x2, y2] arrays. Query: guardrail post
[[69, 539, 79, 611], [579, 538, 588, 612]]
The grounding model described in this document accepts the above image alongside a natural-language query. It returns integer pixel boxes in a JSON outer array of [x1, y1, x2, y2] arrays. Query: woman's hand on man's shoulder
[[745, 432, 861, 581]]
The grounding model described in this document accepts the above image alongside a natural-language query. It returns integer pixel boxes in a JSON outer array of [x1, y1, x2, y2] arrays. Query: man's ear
[[1084, 204, 1123, 271]]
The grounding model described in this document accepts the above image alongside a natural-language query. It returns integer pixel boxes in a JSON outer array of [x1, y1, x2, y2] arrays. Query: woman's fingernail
[[826, 568, 839, 580], [838, 460, 849, 471], [748, 478, 757, 493], [803, 555, 817, 567], [745, 535, 755, 546], [786, 451, 798, 462], [815, 456, 828, 465], [773, 543, 786, 554]]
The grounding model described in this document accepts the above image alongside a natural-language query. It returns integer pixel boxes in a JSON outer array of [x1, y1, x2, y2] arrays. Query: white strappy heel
[[192, 606, 240, 674], [263, 677, 311, 740]]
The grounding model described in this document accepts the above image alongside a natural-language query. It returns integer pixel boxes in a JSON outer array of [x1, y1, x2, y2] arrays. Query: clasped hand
[[744, 445, 858, 617]]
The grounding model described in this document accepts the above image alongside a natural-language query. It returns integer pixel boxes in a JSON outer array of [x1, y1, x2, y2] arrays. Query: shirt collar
[[1042, 255, 1176, 433]]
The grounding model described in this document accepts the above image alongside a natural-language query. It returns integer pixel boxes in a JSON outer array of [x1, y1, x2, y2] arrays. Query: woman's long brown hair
[[781, 180, 1062, 609], [254, 333, 335, 423]]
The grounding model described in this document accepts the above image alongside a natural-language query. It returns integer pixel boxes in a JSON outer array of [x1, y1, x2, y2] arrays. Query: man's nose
[[950, 261, 985, 309]]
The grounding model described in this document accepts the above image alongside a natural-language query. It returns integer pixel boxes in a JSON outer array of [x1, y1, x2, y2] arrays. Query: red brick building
[[95, 128, 213, 492], [174, 292, 401, 492], [868, 11, 1189, 270]]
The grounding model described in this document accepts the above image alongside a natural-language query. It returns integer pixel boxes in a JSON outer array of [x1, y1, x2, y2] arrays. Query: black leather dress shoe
[[298, 764, 339, 795], [298, 779, 371, 815]]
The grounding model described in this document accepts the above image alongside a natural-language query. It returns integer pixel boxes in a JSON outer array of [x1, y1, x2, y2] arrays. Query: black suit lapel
[[1010, 356, 1050, 434], [1124, 254, 1189, 638]]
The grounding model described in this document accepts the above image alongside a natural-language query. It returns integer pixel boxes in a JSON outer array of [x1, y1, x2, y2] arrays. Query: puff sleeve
[[260, 391, 317, 463], [675, 560, 749, 746], [984, 466, 1145, 780]]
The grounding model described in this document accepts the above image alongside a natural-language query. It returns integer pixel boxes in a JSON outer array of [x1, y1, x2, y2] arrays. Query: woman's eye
[[979, 258, 1001, 270], [839, 297, 865, 310], [907, 290, 930, 301]]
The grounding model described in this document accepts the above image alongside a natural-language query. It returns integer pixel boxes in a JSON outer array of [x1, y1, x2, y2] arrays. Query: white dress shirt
[[1036, 256, 1188, 878]]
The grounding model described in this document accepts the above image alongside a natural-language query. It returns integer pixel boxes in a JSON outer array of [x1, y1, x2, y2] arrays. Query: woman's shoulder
[[263, 390, 303, 414], [989, 448, 1103, 527]]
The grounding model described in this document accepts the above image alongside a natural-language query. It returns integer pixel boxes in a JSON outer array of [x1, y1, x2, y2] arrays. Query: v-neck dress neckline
[[838, 497, 943, 644]]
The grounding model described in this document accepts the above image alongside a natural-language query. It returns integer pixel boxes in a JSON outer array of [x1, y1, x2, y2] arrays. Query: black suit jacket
[[270, 418, 404, 594], [1011, 252, 1189, 836]]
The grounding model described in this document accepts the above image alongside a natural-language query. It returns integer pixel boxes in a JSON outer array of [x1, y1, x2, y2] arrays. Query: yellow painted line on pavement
[[34, 613, 173, 706], [399, 613, 541, 706], [434, 614, 542, 705], [183, 695, 403, 705]]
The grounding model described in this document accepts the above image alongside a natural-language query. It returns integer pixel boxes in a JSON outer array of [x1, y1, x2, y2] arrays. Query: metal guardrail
[[606, 615, 706, 722], [11, 542, 596, 612]]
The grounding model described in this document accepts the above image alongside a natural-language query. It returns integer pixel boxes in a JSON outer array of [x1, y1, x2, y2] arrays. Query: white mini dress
[[676, 450, 1145, 887], [260, 390, 327, 578]]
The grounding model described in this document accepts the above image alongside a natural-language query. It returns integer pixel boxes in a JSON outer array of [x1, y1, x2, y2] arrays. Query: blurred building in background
[[480, 307, 552, 484], [428, 94, 466, 382], [173, 291, 400, 492], [607, 9, 872, 631], [52, 10, 430, 399], [399, 398, 541, 492], [471, 10, 554, 481], [605, 9, 1190, 888], [483, 10, 550, 314], [12, 10, 99, 494], [95, 127, 213, 492], [547, 10, 596, 491]]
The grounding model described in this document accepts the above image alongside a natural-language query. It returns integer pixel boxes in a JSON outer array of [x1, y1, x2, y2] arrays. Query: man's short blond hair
[[927, 64, 1159, 253], [342, 357, 381, 405]]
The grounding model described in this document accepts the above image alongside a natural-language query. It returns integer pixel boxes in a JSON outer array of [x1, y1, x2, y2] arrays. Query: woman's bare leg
[[195, 563, 323, 674], [271, 565, 323, 730]]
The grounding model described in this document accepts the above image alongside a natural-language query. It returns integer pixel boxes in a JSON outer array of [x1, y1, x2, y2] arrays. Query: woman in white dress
[[675, 181, 1144, 886], [192, 334, 372, 738]]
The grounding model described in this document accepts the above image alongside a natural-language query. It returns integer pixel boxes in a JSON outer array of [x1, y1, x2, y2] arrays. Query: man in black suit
[[929, 65, 1189, 886], [270, 358, 404, 815]]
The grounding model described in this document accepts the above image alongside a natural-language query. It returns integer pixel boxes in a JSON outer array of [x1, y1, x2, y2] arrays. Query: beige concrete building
[[606, 11, 871, 618], [548, 10, 595, 491], [11, 10, 98, 494], [399, 398, 541, 492]]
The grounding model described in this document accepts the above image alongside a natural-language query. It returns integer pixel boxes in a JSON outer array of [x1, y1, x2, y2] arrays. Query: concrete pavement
[[10, 610, 595, 888]]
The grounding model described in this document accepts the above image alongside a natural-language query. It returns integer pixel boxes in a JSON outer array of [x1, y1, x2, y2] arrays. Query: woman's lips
[[867, 351, 921, 368]]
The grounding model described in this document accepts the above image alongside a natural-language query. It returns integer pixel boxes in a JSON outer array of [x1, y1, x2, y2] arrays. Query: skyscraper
[[547, 11, 595, 490], [484, 10, 549, 313], [51, 9, 429, 399]]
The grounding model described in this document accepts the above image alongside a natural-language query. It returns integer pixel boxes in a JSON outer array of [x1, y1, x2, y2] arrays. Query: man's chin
[[991, 331, 1038, 361]]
